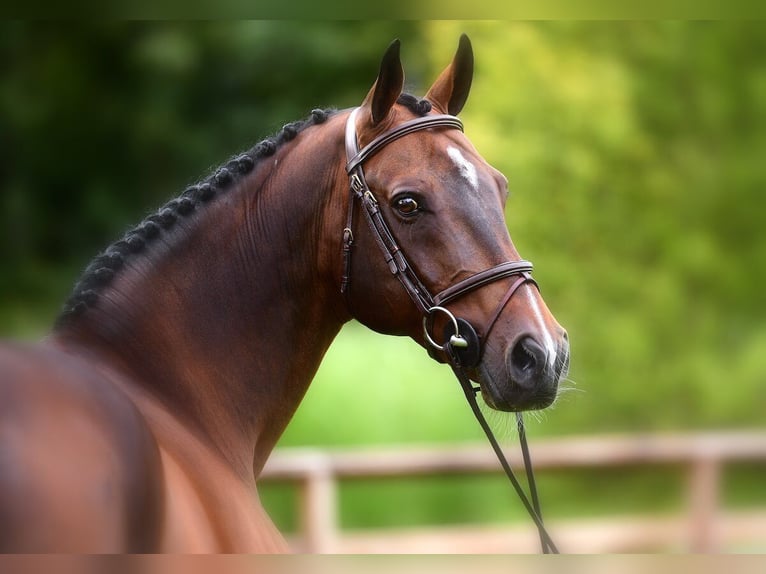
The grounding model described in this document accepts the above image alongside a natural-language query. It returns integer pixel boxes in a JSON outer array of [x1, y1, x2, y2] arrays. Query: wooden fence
[[259, 431, 766, 553]]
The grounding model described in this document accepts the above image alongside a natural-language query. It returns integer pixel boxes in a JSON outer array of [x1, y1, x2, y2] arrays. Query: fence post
[[687, 453, 721, 552], [299, 454, 338, 553]]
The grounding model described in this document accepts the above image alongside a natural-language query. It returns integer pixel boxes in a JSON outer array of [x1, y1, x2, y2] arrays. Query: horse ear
[[362, 39, 404, 125], [425, 34, 474, 115]]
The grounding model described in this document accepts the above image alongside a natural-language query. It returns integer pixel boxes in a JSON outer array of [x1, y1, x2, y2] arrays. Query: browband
[[345, 109, 464, 174]]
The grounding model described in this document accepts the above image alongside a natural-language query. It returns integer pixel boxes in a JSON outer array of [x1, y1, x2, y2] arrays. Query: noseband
[[341, 107, 558, 553]]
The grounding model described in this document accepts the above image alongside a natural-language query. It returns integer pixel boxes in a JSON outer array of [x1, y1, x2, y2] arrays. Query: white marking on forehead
[[446, 145, 479, 192], [524, 287, 558, 369]]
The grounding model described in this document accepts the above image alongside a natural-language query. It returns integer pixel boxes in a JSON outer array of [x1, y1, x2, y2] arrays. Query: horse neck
[[52, 112, 351, 478]]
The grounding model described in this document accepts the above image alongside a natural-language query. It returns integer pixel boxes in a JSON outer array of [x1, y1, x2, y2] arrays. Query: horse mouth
[[481, 385, 558, 412], [471, 364, 561, 412]]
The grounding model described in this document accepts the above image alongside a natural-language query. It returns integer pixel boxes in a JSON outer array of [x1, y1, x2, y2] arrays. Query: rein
[[342, 107, 558, 554]]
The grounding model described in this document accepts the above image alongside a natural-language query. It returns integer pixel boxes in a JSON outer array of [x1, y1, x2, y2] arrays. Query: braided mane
[[56, 94, 431, 326]]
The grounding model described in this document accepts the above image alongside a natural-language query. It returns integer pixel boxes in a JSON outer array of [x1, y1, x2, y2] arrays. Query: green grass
[[276, 321, 490, 448]]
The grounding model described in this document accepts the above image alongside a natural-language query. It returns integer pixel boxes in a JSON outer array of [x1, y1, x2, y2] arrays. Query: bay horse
[[0, 35, 569, 552]]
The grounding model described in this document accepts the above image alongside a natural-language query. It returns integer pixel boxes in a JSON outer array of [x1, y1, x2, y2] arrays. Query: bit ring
[[423, 306, 468, 351]]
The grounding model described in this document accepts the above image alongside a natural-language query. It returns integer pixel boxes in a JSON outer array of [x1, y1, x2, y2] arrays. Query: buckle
[[350, 173, 365, 194], [342, 227, 354, 245]]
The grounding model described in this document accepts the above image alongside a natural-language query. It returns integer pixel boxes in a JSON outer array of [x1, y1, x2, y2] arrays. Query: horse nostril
[[512, 341, 536, 373], [508, 336, 545, 387]]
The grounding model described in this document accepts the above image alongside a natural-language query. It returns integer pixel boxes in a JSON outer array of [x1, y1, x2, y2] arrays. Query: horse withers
[[0, 35, 569, 552]]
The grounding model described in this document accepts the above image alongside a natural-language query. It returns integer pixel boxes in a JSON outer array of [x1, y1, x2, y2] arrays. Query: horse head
[[341, 36, 569, 411]]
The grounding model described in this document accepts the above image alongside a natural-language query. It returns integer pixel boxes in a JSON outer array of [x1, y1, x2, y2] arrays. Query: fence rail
[[259, 431, 766, 553]]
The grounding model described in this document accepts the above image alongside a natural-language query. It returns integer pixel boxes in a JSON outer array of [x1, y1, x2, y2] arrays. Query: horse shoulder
[[0, 342, 164, 552], [146, 416, 289, 553]]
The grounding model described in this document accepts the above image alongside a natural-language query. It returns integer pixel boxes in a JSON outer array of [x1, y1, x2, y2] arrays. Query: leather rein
[[341, 107, 558, 553]]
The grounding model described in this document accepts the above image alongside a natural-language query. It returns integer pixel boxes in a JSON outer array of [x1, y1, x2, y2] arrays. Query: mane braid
[[55, 107, 337, 327]]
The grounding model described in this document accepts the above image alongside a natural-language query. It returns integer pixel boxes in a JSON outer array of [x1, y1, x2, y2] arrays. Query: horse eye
[[394, 196, 420, 216]]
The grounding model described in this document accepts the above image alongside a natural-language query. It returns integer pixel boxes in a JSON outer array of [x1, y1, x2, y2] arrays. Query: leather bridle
[[341, 107, 558, 553], [343, 108, 538, 366]]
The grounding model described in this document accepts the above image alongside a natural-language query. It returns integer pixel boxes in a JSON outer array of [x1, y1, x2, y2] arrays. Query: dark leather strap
[[354, 179, 435, 314], [449, 351, 558, 553], [479, 273, 537, 342], [434, 261, 534, 306]]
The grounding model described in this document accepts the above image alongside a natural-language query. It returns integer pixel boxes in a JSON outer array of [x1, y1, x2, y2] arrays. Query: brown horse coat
[[0, 36, 568, 552]]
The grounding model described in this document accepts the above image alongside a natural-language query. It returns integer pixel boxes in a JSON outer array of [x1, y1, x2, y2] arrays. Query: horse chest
[[155, 443, 288, 553]]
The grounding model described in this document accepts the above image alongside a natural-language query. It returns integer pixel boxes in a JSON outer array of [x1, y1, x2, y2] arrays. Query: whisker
[[476, 402, 521, 440], [485, 406, 518, 438], [546, 376, 584, 411], [524, 409, 546, 424], [557, 376, 583, 393]]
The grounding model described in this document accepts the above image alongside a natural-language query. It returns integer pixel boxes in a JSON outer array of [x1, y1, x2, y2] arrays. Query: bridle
[[341, 107, 558, 553], [342, 108, 537, 368]]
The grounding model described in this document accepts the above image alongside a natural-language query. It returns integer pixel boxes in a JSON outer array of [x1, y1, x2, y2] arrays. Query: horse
[[0, 35, 569, 552]]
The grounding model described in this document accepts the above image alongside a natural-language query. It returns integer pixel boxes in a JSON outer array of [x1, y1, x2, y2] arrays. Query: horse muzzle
[[425, 308, 569, 412], [484, 331, 569, 412]]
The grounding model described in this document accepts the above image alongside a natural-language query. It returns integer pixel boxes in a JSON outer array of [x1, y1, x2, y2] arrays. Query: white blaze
[[524, 288, 558, 369], [446, 146, 478, 192]]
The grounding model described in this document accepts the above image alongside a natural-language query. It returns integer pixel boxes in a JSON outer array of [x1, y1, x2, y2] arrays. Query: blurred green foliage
[[1, 21, 765, 534], [435, 21, 766, 434], [0, 21, 422, 336]]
